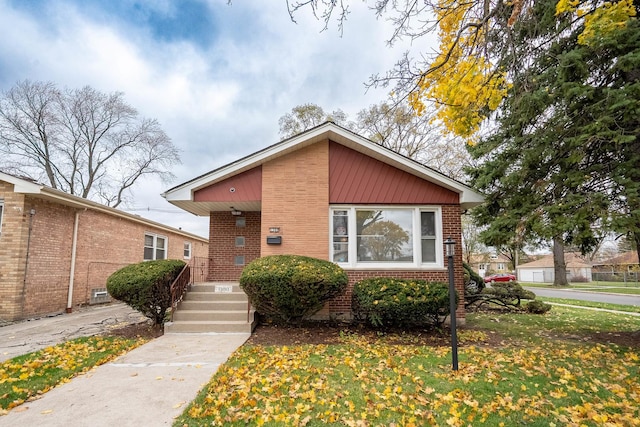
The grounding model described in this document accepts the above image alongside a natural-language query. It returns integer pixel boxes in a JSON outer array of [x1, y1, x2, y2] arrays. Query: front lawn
[[176, 307, 640, 426]]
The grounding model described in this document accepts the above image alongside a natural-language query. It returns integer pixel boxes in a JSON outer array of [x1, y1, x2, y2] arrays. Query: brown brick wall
[[0, 182, 29, 321], [208, 211, 261, 280], [261, 140, 329, 259], [0, 186, 208, 321]]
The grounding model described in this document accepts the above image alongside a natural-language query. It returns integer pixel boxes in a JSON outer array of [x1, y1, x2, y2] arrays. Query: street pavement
[[0, 304, 250, 426]]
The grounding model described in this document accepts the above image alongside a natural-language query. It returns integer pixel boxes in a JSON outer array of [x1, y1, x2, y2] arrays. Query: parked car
[[483, 273, 516, 283]]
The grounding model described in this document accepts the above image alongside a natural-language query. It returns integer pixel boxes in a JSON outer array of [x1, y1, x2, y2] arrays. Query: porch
[[165, 257, 256, 334]]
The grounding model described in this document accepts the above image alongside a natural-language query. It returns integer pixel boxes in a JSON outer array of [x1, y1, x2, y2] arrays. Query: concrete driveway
[[0, 303, 147, 362]]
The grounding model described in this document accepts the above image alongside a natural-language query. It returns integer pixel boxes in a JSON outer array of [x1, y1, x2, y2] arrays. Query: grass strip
[[0, 335, 144, 412], [537, 296, 640, 314]]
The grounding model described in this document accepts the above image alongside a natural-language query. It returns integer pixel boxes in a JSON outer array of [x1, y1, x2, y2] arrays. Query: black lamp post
[[445, 236, 459, 371]]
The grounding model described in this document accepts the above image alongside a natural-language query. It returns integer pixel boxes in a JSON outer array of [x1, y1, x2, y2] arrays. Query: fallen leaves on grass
[[179, 336, 640, 426], [0, 336, 144, 411]]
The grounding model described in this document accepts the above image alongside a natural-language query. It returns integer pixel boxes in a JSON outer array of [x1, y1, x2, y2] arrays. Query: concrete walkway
[[0, 305, 250, 426]]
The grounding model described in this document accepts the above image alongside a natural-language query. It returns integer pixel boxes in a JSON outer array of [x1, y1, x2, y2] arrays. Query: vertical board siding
[[329, 142, 459, 204], [194, 166, 262, 203]]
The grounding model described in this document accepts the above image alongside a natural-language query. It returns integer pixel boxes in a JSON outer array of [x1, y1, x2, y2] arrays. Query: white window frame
[[183, 242, 192, 260], [144, 233, 168, 261], [329, 206, 444, 270]]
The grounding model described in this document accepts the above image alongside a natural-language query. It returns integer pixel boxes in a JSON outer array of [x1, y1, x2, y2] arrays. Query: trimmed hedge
[[526, 299, 552, 314], [352, 278, 454, 328], [107, 259, 186, 325], [239, 255, 348, 323]]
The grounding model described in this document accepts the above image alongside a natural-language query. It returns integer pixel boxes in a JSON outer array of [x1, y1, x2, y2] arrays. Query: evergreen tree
[[468, 0, 640, 284]]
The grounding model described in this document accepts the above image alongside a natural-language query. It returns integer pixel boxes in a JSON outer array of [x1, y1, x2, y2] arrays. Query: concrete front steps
[[164, 282, 256, 334]]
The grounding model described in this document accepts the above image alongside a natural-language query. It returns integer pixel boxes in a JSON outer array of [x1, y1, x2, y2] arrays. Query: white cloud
[[0, 0, 434, 238]]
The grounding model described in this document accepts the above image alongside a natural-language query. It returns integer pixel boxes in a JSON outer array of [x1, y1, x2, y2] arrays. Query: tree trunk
[[553, 236, 569, 286]]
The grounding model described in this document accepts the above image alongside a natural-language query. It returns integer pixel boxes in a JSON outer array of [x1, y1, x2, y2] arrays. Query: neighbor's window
[[183, 242, 192, 259], [330, 207, 443, 268], [144, 233, 167, 261]]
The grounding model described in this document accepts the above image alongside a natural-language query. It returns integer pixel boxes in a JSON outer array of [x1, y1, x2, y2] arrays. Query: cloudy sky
[[1, 0, 424, 237]]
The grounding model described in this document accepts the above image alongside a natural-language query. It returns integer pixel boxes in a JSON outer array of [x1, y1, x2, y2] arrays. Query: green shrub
[[239, 255, 348, 323], [526, 299, 552, 314], [484, 281, 536, 303], [466, 280, 538, 311], [351, 278, 453, 328], [107, 259, 186, 325]]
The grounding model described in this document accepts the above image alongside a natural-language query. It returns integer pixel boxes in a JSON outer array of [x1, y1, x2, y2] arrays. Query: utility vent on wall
[[90, 288, 111, 305]]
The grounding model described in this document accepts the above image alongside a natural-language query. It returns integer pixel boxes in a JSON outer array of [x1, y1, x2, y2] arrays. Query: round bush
[[352, 278, 453, 329], [107, 259, 186, 325], [239, 255, 348, 323], [526, 299, 552, 314]]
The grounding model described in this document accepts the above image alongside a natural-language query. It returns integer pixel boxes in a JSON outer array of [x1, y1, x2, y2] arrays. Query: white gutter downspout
[[66, 210, 80, 313]]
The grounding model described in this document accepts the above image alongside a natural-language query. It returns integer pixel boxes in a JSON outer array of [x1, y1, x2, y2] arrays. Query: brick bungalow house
[[163, 122, 484, 322], [163, 122, 483, 318], [0, 172, 208, 322]]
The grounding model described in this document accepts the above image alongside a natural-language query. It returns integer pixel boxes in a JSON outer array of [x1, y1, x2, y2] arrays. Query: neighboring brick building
[[163, 122, 484, 321], [0, 172, 208, 322]]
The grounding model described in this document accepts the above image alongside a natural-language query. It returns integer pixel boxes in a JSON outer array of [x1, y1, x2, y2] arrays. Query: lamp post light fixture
[[445, 236, 459, 371]]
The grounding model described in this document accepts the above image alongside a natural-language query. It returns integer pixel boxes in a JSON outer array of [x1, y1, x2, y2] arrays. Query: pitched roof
[[468, 253, 512, 264], [517, 253, 592, 269], [0, 172, 207, 241], [595, 251, 639, 266], [163, 122, 485, 215]]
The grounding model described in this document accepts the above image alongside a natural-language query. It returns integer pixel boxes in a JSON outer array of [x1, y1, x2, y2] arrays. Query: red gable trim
[[194, 166, 262, 202], [329, 142, 459, 204]]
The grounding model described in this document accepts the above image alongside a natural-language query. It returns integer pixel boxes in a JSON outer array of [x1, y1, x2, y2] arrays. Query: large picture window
[[330, 207, 443, 268], [144, 233, 167, 261]]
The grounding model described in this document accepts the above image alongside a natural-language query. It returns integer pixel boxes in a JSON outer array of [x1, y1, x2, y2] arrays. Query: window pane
[[156, 249, 166, 260], [357, 210, 413, 262], [421, 212, 435, 237], [144, 247, 154, 260], [144, 235, 154, 247], [332, 210, 349, 263], [421, 238, 436, 263], [184, 242, 191, 258], [156, 237, 166, 249]]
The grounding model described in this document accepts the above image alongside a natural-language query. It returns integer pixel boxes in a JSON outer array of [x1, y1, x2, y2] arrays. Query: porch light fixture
[[230, 207, 242, 216], [445, 236, 459, 371]]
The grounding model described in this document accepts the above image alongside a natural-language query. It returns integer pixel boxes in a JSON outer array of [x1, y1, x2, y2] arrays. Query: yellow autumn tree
[[287, 0, 637, 141]]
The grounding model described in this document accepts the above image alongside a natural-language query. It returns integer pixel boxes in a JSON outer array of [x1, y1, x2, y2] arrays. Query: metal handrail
[[169, 263, 191, 321], [190, 256, 209, 283]]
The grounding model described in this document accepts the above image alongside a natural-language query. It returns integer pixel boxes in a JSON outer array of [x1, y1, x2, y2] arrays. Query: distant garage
[[517, 253, 592, 283], [518, 268, 549, 283]]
